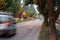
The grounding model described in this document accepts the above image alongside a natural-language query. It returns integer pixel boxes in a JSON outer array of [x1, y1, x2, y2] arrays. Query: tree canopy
[[24, 0, 33, 5], [0, 0, 6, 10], [0, 0, 21, 13], [5, 0, 21, 13]]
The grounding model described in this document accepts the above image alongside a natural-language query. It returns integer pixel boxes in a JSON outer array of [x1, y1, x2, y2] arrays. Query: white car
[[0, 15, 16, 37]]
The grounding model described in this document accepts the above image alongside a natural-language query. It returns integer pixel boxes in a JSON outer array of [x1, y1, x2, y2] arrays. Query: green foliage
[[24, 0, 60, 11], [0, 0, 6, 10], [57, 0, 60, 4], [5, 0, 21, 13], [26, 11, 34, 17], [24, 0, 33, 5]]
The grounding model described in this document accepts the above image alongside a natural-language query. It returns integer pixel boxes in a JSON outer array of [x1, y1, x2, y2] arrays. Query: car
[[0, 15, 16, 37]]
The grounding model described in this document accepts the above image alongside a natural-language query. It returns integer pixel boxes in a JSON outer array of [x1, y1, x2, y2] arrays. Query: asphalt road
[[0, 19, 43, 40]]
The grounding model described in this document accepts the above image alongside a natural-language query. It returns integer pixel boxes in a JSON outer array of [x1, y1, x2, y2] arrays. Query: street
[[0, 19, 43, 40]]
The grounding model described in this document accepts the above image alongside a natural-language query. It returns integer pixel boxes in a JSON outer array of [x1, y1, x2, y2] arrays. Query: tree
[[5, 0, 21, 13], [26, 11, 35, 17], [0, 0, 22, 17], [0, 0, 6, 10], [25, 0, 60, 40], [34, 0, 60, 40], [24, 0, 33, 5]]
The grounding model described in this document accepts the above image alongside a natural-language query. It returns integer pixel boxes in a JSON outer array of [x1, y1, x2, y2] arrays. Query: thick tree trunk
[[48, 13, 57, 40], [46, 0, 57, 40], [48, 20, 56, 40]]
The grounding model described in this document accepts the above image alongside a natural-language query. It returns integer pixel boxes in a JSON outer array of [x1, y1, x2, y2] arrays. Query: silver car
[[0, 15, 16, 37]]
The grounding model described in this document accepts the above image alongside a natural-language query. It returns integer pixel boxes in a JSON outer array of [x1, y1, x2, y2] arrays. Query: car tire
[[6, 29, 16, 37]]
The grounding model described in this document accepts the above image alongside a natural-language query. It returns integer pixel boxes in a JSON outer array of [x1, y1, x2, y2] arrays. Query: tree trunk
[[46, 0, 57, 40], [48, 20, 57, 40], [49, 16, 57, 40]]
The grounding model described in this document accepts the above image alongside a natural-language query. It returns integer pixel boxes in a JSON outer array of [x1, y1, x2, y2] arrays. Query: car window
[[0, 16, 8, 22], [0, 15, 14, 22]]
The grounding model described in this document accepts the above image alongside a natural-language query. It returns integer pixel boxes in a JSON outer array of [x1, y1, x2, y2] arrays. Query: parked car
[[0, 15, 16, 37]]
